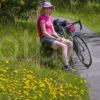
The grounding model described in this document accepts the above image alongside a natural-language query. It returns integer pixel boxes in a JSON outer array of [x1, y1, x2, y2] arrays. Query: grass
[[53, 6, 100, 33], [0, 60, 89, 100], [0, 3, 99, 99], [0, 21, 38, 61], [0, 21, 90, 99]]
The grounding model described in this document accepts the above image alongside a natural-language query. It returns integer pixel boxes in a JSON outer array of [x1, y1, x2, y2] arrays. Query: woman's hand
[[57, 37, 62, 42]]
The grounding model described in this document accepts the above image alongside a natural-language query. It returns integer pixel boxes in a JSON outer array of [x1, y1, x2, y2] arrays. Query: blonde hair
[[37, 7, 43, 18], [37, 0, 47, 18]]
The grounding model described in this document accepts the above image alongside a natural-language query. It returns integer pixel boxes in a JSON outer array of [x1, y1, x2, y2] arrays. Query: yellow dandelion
[[59, 92, 64, 96], [39, 83, 45, 88], [41, 88, 45, 92], [6, 60, 9, 64], [39, 91, 43, 97], [80, 89, 85, 95], [32, 96, 37, 100], [23, 91, 29, 96], [68, 94, 73, 97], [80, 79, 87, 84], [14, 70, 18, 73], [3, 69, 7, 73]]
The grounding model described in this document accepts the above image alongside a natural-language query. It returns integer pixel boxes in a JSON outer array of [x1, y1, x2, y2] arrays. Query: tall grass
[[0, 19, 90, 99], [0, 59, 89, 100], [0, 20, 63, 68], [0, 21, 37, 61], [53, 2, 100, 33], [0, 1, 97, 99]]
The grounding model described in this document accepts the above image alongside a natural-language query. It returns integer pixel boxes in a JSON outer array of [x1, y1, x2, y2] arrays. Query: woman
[[37, 1, 73, 71]]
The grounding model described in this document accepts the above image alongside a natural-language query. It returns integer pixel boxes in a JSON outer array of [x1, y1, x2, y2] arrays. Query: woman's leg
[[51, 40, 69, 65], [60, 38, 73, 62]]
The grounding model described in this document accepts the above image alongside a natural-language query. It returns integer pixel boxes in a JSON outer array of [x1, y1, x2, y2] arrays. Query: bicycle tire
[[73, 35, 92, 68]]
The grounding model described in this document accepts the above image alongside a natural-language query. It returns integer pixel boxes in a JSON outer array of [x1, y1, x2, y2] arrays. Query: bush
[[0, 0, 40, 22]]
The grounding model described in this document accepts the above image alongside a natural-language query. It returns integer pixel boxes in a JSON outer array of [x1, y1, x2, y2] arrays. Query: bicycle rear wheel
[[73, 35, 92, 68]]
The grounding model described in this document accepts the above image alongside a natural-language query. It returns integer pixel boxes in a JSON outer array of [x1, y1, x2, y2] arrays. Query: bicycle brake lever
[[78, 20, 82, 30]]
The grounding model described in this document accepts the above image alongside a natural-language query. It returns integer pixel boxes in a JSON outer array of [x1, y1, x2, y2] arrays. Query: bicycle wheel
[[73, 35, 92, 68]]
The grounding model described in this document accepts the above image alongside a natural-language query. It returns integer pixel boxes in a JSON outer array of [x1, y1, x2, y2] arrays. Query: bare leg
[[51, 40, 69, 65], [61, 38, 73, 62]]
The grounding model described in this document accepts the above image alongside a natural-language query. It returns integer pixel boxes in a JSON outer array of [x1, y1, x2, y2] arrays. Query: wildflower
[[6, 60, 9, 64], [39, 91, 43, 97], [80, 79, 87, 84], [14, 70, 18, 73], [80, 89, 85, 95], [0, 84, 4, 91], [59, 92, 64, 96], [23, 91, 29, 96], [39, 83, 45, 88]]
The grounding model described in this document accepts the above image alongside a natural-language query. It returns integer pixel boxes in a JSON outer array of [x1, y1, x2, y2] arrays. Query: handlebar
[[53, 19, 83, 34], [72, 20, 82, 30]]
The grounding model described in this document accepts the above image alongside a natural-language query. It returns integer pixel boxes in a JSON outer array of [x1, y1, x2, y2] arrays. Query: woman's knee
[[62, 39, 73, 48], [59, 43, 68, 50], [52, 41, 67, 49], [70, 41, 73, 49], [62, 44, 68, 49], [66, 40, 73, 49]]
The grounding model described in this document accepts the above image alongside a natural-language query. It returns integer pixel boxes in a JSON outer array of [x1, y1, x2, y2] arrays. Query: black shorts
[[41, 36, 57, 47]]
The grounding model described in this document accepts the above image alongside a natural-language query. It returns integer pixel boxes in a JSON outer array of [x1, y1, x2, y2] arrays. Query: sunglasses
[[44, 7, 54, 10]]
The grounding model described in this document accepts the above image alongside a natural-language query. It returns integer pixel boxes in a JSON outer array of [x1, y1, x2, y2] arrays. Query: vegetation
[[0, 60, 89, 100], [0, 0, 100, 99], [0, 0, 99, 32], [52, 0, 100, 33], [0, 0, 40, 22], [0, 21, 90, 99], [53, 9, 100, 33]]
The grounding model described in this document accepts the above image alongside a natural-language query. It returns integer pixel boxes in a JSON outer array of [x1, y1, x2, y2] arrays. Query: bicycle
[[53, 19, 92, 68]]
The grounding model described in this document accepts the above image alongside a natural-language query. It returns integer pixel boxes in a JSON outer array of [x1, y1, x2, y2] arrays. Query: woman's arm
[[40, 21, 56, 39], [51, 23, 60, 38]]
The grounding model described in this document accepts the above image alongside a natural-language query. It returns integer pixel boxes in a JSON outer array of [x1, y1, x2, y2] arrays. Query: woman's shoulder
[[49, 16, 53, 20], [39, 15, 46, 20], [48, 16, 53, 22]]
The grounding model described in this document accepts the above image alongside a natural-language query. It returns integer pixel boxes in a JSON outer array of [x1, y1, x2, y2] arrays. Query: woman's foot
[[62, 65, 74, 72]]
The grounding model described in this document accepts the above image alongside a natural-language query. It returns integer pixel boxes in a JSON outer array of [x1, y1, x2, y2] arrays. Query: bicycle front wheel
[[73, 35, 92, 68]]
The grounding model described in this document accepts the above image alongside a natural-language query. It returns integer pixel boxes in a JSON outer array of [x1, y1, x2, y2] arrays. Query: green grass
[[1, 2, 99, 99], [0, 21, 90, 99], [0, 60, 89, 100], [53, 8, 100, 33], [0, 21, 38, 61]]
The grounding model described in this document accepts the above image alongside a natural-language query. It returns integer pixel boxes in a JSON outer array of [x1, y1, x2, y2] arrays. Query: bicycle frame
[[53, 19, 92, 67]]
